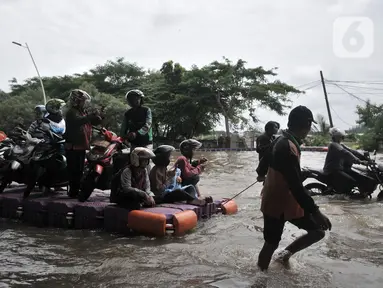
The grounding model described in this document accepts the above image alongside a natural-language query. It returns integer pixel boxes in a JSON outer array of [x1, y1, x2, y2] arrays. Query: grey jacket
[[323, 142, 364, 174], [120, 167, 154, 199]]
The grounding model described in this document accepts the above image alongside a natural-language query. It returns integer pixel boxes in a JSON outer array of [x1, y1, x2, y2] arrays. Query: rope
[[223, 181, 259, 204]]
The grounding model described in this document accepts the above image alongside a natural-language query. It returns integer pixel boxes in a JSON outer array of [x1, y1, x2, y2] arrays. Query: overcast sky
[[0, 0, 382, 131]]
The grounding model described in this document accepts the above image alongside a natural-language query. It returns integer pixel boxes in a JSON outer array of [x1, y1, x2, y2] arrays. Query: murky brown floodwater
[[1, 151, 383, 288]]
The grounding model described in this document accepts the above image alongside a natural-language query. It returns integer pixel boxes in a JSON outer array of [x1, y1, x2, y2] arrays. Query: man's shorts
[[263, 213, 321, 245]]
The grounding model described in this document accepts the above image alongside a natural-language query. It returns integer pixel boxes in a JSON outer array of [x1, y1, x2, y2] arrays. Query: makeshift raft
[[0, 186, 238, 236]]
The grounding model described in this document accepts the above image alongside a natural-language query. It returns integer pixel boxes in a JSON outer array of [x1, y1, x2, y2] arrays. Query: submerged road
[[0, 151, 383, 287]]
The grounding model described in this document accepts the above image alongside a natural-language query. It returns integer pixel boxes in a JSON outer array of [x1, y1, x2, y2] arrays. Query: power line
[[331, 83, 380, 108], [302, 82, 321, 91], [328, 92, 383, 95], [327, 80, 383, 85], [295, 80, 320, 89], [329, 105, 354, 126], [327, 83, 383, 91]]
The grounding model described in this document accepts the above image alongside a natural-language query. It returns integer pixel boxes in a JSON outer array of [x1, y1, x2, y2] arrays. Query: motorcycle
[[302, 150, 383, 199], [23, 127, 68, 197], [0, 128, 36, 193], [78, 127, 129, 202]]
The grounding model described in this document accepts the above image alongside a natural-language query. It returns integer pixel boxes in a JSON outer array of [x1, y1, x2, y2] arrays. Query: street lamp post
[[12, 41, 47, 105]]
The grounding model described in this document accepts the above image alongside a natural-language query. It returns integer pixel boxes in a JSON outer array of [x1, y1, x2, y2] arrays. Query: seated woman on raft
[[149, 145, 212, 205], [110, 147, 156, 209], [174, 139, 208, 198]]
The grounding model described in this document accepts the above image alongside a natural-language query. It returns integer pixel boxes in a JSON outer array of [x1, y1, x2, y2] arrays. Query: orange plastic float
[[127, 210, 167, 236], [172, 210, 197, 236], [221, 199, 238, 215]]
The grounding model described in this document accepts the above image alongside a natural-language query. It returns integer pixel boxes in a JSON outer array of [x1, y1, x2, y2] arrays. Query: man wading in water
[[257, 106, 332, 271]]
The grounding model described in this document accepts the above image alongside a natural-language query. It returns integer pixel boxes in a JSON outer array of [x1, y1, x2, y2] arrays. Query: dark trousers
[[182, 174, 200, 186], [115, 190, 144, 210], [66, 149, 85, 196]]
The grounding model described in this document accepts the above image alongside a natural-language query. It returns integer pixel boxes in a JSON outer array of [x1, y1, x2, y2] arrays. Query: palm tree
[[313, 114, 330, 135]]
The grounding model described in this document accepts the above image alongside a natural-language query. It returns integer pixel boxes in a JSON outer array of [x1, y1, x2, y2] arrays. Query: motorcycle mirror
[[373, 150, 377, 155]]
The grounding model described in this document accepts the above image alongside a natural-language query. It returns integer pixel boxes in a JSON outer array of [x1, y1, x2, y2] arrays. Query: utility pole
[[12, 41, 47, 105], [320, 70, 333, 127]]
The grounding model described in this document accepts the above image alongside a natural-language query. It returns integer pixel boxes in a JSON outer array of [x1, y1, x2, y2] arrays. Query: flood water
[[1, 151, 383, 288]]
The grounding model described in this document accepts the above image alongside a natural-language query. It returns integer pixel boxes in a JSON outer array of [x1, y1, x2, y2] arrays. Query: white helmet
[[329, 127, 345, 137], [130, 147, 155, 167]]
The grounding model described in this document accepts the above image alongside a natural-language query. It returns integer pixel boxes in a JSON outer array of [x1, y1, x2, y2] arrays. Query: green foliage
[[314, 114, 330, 135], [0, 88, 45, 132], [358, 130, 379, 151], [0, 57, 301, 140], [201, 58, 303, 134], [305, 134, 330, 147], [356, 101, 383, 150]]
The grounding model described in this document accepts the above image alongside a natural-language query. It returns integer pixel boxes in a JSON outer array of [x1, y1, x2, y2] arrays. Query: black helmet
[[69, 89, 91, 107], [153, 145, 175, 155], [125, 89, 145, 102], [46, 98, 66, 115], [153, 145, 175, 166]]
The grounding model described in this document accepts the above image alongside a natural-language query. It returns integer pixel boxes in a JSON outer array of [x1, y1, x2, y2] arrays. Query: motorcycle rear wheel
[[304, 182, 328, 196], [78, 173, 98, 202]]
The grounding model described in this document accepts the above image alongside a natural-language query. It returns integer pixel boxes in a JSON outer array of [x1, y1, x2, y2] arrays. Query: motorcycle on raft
[[78, 126, 129, 202], [23, 127, 68, 198], [302, 150, 383, 200], [0, 127, 36, 193], [0, 124, 69, 196]]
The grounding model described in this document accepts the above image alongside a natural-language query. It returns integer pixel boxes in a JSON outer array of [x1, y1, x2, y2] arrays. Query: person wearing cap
[[256, 121, 280, 182], [323, 127, 368, 195], [120, 89, 153, 151], [257, 105, 332, 271], [110, 147, 156, 209]]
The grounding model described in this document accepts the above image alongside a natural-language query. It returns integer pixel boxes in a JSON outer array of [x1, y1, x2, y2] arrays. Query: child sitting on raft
[[174, 139, 207, 198], [110, 147, 156, 209], [149, 145, 212, 205]]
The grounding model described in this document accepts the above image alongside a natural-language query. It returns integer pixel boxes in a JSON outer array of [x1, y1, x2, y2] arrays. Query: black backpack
[[110, 165, 129, 203]]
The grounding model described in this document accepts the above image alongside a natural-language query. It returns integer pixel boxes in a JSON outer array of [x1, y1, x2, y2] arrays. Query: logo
[[333, 16, 374, 58]]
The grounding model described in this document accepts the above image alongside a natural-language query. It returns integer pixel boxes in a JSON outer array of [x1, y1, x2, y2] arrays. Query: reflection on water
[[1, 152, 383, 287]]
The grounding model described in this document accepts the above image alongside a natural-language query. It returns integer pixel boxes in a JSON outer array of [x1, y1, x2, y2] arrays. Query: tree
[[88, 57, 146, 96], [314, 114, 330, 135], [0, 88, 45, 132], [0, 57, 301, 142], [202, 57, 303, 137], [77, 82, 127, 133], [143, 61, 219, 141], [356, 101, 383, 150]]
